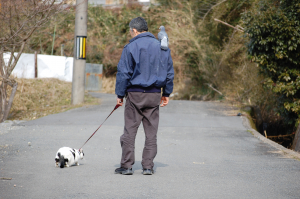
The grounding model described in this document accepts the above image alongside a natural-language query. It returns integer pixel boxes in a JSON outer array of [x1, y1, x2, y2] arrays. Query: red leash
[[79, 104, 121, 150]]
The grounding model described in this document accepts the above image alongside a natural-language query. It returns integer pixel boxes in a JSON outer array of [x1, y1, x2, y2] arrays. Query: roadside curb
[[0, 120, 25, 135], [242, 116, 300, 160]]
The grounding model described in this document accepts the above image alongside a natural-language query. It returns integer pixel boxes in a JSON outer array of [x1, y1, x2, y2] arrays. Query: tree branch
[[202, 0, 227, 23], [205, 83, 223, 95], [8, 41, 26, 77], [214, 18, 244, 32]]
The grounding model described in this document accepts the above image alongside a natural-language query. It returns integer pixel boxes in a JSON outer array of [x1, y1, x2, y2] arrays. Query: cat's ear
[[79, 148, 83, 153]]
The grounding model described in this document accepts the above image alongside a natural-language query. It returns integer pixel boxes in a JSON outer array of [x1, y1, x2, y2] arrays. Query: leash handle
[[79, 104, 121, 150]]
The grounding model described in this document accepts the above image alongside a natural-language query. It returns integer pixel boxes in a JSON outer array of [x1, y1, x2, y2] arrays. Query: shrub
[[242, 0, 300, 124]]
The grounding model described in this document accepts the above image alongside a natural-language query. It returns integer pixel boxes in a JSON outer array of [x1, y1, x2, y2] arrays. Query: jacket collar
[[129, 32, 156, 43]]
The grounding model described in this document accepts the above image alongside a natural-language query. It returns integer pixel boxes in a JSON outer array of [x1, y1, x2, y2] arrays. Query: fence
[[4, 53, 102, 90], [85, 63, 103, 91]]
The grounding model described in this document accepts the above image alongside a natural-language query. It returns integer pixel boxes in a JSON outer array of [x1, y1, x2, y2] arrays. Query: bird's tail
[[161, 36, 168, 50]]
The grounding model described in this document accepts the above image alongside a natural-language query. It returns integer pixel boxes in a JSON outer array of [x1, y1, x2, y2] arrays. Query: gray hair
[[129, 17, 148, 32]]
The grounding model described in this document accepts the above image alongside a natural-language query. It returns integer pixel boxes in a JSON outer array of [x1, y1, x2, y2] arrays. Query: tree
[[0, 0, 68, 122], [242, 0, 300, 123]]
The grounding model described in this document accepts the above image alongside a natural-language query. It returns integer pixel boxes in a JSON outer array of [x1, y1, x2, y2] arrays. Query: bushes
[[87, 5, 155, 75], [27, 4, 163, 76], [19, 0, 300, 142], [25, 1, 300, 123], [158, 0, 296, 135], [242, 0, 300, 124], [155, 0, 258, 96], [28, 1, 246, 94]]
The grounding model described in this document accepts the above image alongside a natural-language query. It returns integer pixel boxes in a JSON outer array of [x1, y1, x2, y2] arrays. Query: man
[[115, 17, 174, 175]]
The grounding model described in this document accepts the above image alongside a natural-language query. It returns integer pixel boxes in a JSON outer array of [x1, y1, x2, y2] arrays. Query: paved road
[[1, 93, 300, 199]]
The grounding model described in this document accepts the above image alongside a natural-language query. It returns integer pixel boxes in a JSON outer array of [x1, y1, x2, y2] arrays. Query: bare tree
[[0, 0, 68, 122]]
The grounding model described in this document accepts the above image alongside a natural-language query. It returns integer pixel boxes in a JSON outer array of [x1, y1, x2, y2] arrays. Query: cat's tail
[[58, 152, 65, 168]]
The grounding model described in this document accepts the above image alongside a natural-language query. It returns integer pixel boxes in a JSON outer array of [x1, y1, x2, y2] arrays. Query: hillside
[[23, 0, 300, 148]]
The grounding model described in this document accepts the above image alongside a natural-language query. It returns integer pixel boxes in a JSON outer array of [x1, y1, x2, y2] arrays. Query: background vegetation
[[243, 0, 300, 125], [19, 0, 300, 147], [8, 78, 99, 121]]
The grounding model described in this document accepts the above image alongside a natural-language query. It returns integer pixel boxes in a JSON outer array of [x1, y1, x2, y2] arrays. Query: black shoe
[[142, 169, 154, 175], [115, 167, 133, 175]]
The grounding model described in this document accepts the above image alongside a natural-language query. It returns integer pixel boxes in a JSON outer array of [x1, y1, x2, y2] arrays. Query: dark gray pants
[[120, 92, 161, 169]]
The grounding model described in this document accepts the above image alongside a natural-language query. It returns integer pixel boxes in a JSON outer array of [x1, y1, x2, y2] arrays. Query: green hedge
[[242, 0, 300, 124]]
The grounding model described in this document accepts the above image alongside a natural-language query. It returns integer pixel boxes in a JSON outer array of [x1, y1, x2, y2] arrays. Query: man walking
[[115, 17, 174, 175]]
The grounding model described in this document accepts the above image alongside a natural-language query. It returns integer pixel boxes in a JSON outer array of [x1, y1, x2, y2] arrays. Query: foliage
[[19, 0, 299, 140], [159, 0, 291, 132], [21, 0, 298, 136], [0, 0, 68, 122], [29, 1, 242, 90], [27, 1, 265, 99], [87, 4, 162, 75], [28, 4, 163, 76], [242, 0, 300, 123], [153, 0, 270, 106]]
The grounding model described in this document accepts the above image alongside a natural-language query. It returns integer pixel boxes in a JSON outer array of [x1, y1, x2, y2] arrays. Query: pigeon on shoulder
[[158, 26, 169, 50]]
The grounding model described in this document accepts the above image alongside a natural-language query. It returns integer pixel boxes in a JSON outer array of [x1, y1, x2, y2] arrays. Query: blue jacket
[[115, 32, 174, 98]]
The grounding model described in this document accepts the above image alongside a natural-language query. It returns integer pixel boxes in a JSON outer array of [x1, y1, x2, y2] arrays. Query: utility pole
[[72, 0, 88, 105]]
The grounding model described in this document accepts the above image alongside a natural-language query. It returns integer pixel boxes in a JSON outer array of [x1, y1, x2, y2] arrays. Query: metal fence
[[85, 63, 103, 91]]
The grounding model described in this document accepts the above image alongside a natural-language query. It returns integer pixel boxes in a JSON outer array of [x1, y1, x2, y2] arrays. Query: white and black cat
[[55, 147, 84, 168]]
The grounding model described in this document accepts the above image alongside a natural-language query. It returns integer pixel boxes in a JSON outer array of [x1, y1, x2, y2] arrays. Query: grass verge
[[8, 78, 100, 121]]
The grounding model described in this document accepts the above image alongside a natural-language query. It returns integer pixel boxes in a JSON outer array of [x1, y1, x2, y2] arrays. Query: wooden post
[[61, 44, 64, 56], [51, 24, 56, 55], [34, 51, 38, 78]]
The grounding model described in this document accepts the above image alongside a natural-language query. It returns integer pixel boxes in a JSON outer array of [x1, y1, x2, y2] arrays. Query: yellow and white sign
[[76, 36, 87, 59]]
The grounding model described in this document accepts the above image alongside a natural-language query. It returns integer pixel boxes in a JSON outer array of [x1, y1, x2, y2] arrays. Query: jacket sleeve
[[115, 47, 133, 98], [162, 49, 175, 97]]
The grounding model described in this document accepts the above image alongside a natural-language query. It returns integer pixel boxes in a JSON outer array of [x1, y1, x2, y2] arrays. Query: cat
[[55, 147, 84, 168]]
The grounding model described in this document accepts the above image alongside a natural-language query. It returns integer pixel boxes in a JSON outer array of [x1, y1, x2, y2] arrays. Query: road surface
[[1, 93, 300, 198]]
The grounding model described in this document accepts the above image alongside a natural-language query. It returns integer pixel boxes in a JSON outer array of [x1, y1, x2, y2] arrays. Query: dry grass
[[8, 78, 99, 121], [101, 76, 116, 94]]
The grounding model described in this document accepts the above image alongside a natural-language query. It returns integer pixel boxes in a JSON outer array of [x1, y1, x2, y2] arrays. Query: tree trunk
[[0, 78, 18, 122], [3, 82, 18, 121], [292, 123, 300, 152], [0, 81, 8, 122]]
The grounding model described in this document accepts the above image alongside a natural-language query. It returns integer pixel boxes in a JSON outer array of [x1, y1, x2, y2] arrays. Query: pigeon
[[158, 26, 169, 50]]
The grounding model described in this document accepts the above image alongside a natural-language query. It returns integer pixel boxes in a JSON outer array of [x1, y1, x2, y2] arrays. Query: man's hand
[[160, 96, 169, 107], [117, 98, 124, 106]]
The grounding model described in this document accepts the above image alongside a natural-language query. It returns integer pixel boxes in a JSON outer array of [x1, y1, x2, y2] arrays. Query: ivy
[[242, 0, 300, 120]]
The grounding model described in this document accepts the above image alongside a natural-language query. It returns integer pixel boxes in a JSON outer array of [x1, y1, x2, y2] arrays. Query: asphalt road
[[1, 93, 300, 199]]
